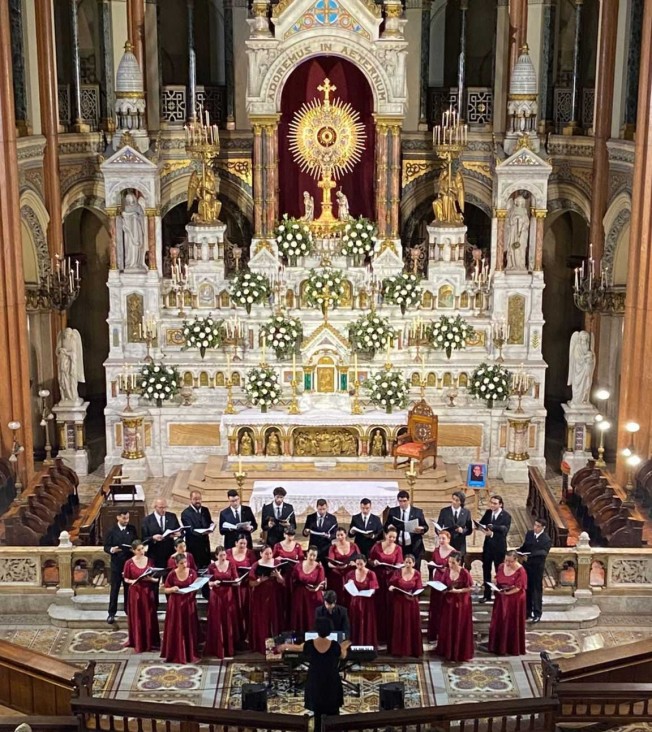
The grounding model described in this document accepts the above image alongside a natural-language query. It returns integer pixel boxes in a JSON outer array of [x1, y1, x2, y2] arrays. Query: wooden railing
[[71, 465, 122, 545], [556, 683, 652, 723], [0, 638, 93, 716], [527, 466, 569, 546], [0, 716, 79, 731]]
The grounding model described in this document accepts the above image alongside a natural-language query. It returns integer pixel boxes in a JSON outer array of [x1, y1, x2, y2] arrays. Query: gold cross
[[317, 78, 337, 103]]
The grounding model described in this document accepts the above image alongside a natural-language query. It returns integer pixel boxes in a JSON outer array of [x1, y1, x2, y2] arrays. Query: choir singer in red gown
[[369, 526, 404, 645], [227, 534, 257, 645], [161, 554, 200, 663], [248, 545, 285, 654], [488, 551, 527, 655], [435, 551, 474, 662], [291, 546, 326, 633], [345, 554, 378, 647], [204, 547, 237, 659], [273, 527, 304, 630], [388, 555, 424, 657], [327, 529, 358, 605], [427, 529, 455, 643], [123, 541, 160, 652]]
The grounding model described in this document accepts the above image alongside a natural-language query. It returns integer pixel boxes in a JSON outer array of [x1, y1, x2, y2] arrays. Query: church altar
[[249, 480, 400, 515]]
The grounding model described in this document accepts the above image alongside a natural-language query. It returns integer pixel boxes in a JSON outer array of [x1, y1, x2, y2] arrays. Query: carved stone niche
[[291, 427, 359, 457]]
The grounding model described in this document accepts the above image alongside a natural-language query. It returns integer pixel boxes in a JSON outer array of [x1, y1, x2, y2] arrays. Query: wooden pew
[[0, 639, 93, 715], [527, 467, 569, 546], [70, 465, 122, 546]]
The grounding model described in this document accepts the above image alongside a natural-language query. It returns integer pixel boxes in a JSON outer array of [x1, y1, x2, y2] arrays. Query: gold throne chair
[[393, 400, 438, 474]]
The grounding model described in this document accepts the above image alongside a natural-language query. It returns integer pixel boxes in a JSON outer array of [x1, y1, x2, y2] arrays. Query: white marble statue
[[506, 194, 530, 271], [301, 191, 314, 222], [336, 189, 350, 220], [56, 328, 85, 405], [567, 330, 595, 406], [121, 192, 146, 270]]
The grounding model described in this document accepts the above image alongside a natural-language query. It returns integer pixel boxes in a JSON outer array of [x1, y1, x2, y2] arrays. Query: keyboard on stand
[[348, 645, 378, 663]]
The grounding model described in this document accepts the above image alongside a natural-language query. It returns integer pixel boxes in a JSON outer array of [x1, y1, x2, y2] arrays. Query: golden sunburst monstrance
[[288, 78, 366, 232]]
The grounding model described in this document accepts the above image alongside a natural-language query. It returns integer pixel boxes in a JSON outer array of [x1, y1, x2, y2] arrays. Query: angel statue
[[432, 161, 464, 225], [188, 165, 222, 224], [301, 191, 315, 222], [56, 328, 85, 406], [120, 192, 146, 271], [506, 194, 530, 271], [567, 330, 595, 406], [336, 189, 350, 221]]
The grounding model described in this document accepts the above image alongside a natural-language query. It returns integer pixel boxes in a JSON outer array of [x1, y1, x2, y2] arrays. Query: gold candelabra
[[118, 369, 139, 412], [224, 376, 236, 415], [234, 469, 246, 489], [432, 107, 468, 226], [288, 378, 301, 415], [510, 367, 532, 414], [405, 459, 418, 502], [185, 109, 221, 224], [419, 378, 428, 401], [139, 315, 158, 362], [351, 379, 363, 415], [492, 320, 510, 363]]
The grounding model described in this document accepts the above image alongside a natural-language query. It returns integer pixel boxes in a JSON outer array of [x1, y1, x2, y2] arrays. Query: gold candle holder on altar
[[511, 365, 532, 414], [288, 378, 301, 415], [432, 107, 468, 226], [224, 376, 236, 415], [419, 378, 428, 401], [234, 470, 246, 489], [351, 379, 363, 415], [185, 108, 221, 224], [405, 459, 418, 502], [492, 321, 510, 363]]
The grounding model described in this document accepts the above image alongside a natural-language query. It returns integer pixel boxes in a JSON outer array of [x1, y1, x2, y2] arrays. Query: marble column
[[495, 209, 507, 271], [252, 122, 263, 238], [616, 0, 652, 483], [508, 0, 528, 75], [458, 0, 468, 120], [263, 121, 279, 236], [128, 0, 145, 71], [107, 208, 118, 270], [98, 0, 115, 130], [70, 0, 89, 132], [146, 209, 157, 270], [624, 0, 643, 137], [224, 0, 235, 129], [590, 0, 619, 261], [186, 0, 195, 120], [565, 0, 584, 134], [0, 0, 35, 480], [418, 0, 430, 126], [389, 122, 401, 239], [9, 0, 28, 135], [35, 0, 63, 259], [375, 119, 389, 238], [534, 209, 547, 272], [538, 1, 556, 130]]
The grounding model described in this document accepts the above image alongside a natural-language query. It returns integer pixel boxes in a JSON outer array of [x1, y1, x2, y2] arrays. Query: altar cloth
[[250, 480, 400, 515]]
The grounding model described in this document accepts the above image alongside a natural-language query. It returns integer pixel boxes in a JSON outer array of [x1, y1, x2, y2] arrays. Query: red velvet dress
[[427, 547, 455, 642], [345, 569, 379, 647], [273, 542, 304, 630], [247, 561, 284, 654], [327, 543, 359, 606], [368, 542, 404, 645], [435, 567, 474, 662], [226, 548, 257, 643], [488, 564, 527, 655], [123, 558, 160, 652], [204, 561, 238, 658], [166, 552, 197, 571], [290, 562, 325, 633], [161, 569, 199, 663], [388, 571, 423, 657]]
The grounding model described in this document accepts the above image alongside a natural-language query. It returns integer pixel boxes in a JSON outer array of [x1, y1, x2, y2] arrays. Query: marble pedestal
[[500, 414, 532, 484], [186, 222, 228, 278], [426, 223, 467, 269], [52, 401, 90, 476], [562, 402, 598, 477]]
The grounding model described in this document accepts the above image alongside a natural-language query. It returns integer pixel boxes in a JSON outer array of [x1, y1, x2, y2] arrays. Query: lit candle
[[292, 353, 296, 378], [421, 355, 426, 380], [226, 353, 231, 376], [354, 353, 358, 380], [238, 457, 242, 473]]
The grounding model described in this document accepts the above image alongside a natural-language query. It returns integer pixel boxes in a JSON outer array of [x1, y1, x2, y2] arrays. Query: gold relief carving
[[379, 239, 397, 254], [169, 423, 221, 447], [427, 372, 437, 387], [443, 372, 452, 387], [422, 291, 434, 309], [254, 239, 273, 255], [370, 429, 386, 457], [183, 371, 194, 386], [126, 293, 145, 343], [316, 356, 336, 393], [466, 329, 486, 347], [533, 209, 548, 219], [265, 429, 283, 456], [166, 328, 185, 346], [462, 161, 492, 180], [238, 430, 255, 455], [531, 330, 541, 349], [217, 158, 253, 188], [215, 372, 225, 387], [293, 428, 358, 457], [410, 372, 420, 386], [303, 322, 350, 350], [438, 284, 454, 309], [458, 372, 468, 387], [160, 160, 192, 177], [199, 372, 210, 387], [460, 291, 469, 308], [507, 294, 526, 345], [529, 424, 536, 449], [499, 425, 507, 448], [341, 280, 353, 307]]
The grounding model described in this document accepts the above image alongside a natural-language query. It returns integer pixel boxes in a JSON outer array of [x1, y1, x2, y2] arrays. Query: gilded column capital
[[144, 207, 161, 217], [533, 209, 548, 219], [105, 207, 119, 217], [494, 208, 508, 219]]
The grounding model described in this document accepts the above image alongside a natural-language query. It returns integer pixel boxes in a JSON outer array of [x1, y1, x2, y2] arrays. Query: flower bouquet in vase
[[261, 314, 303, 360], [139, 362, 181, 407], [181, 314, 223, 358], [229, 271, 272, 314], [274, 214, 314, 266], [348, 313, 396, 359], [364, 370, 410, 414], [382, 272, 422, 315], [427, 315, 475, 359], [469, 362, 512, 407], [340, 216, 378, 266], [244, 365, 282, 413]]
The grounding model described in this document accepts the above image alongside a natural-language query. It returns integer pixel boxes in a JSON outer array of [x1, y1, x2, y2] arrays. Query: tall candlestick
[[354, 353, 358, 380], [292, 353, 296, 378]]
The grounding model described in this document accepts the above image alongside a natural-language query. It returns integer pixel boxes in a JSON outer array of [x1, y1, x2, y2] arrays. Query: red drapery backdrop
[[278, 56, 375, 221]]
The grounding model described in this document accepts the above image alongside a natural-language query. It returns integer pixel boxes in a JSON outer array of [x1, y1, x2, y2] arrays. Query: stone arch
[[547, 184, 591, 222], [19, 191, 51, 279], [501, 181, 546, 210], [603, 192, 631, 277], [61, 180, 107, 222]]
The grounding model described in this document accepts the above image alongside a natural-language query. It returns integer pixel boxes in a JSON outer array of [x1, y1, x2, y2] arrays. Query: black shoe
[[479, 597, 489, 604], [107, 615, 115, 625], [531, 616, 541, 624]]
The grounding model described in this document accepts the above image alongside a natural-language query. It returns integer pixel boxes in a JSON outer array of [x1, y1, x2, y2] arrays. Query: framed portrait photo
[[466, 462, 487, 488]]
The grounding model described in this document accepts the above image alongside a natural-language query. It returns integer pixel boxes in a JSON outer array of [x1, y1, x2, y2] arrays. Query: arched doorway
[[64, 207, 110, 470]]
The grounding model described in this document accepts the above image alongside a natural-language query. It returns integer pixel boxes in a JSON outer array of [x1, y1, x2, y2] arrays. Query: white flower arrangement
[[181, 314, 223, 358], [364, 369, 410, 413], [244, 365, 282, 412], [261, 314, 303, 359], [229, 270, 272, 314], [275, 214, 314, 263], [469, 362, 513, 406], [304, 268, 346, 311], [139, 362, 181, 406], [340, 216, 378, 261], [427, 315, 475, 359], [382, 272, 422, 314], [348, 313, 396, 358]]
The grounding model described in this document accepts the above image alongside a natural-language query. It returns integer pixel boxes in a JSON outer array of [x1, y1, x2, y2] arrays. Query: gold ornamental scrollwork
[[216, 158, 253, 188], [292, 427, 359, 457], [401, 160, 436, 188]]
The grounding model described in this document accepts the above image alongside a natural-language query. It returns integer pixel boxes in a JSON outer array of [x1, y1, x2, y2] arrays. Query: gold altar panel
[[145, 423, 152, 447], [115, 424, 123, 447], [126, 293, 144, 343], [293, 428, 358, 456], [438, 425, 483, 447], [507, 294, 525, 344], [169, 423, 221, 446]]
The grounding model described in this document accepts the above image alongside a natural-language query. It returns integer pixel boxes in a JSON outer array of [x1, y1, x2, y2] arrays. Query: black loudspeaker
[[241, 683, 267, 711], [379, 681, 405, 710]]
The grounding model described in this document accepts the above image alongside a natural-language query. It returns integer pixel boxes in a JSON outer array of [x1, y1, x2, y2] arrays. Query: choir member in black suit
[[315, 590, 351, 639], [518, 518, 552, 622], [103, 509, 138, 624], [261, 486, 296, 546], [478, 495, 512, 602], [219, 489, 258, 550], [384, 490, 428, 567], [141, 498, 182, 609], [302, 499, 338, 561], [348, 498, 383, 557], [436, 491, 473, 554], [181, 490, 214, 568]]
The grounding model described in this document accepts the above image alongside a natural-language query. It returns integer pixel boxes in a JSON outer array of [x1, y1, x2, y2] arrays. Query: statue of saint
[[239, 431, 254, 456], [120, 192, 146, 271], [56, 328, 85, 405], [567, 330, 595, 406], [188, 168, 222, 224], [336, 189, 350, 221], [266, 432, 282, 456], [370, 430, 385, 457], [506, 194, 530, 271], [301, 191, 314, 222], [432, 163, 464, 225]]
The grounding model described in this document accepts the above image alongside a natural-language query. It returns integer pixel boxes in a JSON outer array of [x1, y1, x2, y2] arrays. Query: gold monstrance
[[289, 78, 366, 235]]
